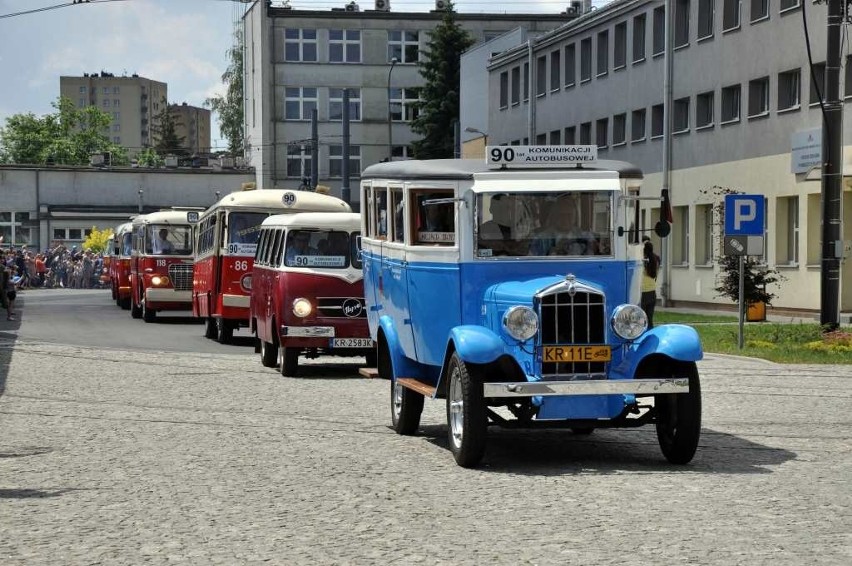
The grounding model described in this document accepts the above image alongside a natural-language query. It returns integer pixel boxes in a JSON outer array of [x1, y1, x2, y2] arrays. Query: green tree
[[153, 99, 188, 156], [0, 97, 128, 165], [206, 28, 245, 156], [410, 1, 473, 159], [136, 147, 164, 168], [82, 226, 114, 254]]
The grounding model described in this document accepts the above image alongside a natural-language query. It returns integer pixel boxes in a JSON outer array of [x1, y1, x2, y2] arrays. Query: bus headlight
[[503, 306, 538, 341], [240, 274, 252, 293], [611, 304, 648, 340], [292, 298, 313, 318], [151, 275, 170, 287]]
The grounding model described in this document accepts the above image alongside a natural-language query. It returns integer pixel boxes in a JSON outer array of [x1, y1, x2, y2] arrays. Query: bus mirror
[[654, 220, 670, 237]]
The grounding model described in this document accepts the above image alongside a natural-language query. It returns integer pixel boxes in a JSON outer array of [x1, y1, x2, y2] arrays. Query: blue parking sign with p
[[724, 194, 764, 236]]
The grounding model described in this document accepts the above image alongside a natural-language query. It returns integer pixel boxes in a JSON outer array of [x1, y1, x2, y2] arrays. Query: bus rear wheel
[[216, 318, 233, 344], [204, 317, 217, 339], [280, 348, 299, 377], [391, 379, 423, 435], [260, 338, 279, 368]]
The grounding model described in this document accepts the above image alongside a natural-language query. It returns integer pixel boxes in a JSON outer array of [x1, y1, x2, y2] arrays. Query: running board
[[483, 378, 689, 398], [397, 377, 437, 397], [358, 368, 379, 379]]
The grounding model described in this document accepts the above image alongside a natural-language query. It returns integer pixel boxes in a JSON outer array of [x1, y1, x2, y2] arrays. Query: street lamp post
[[387, 57, 398, 162]]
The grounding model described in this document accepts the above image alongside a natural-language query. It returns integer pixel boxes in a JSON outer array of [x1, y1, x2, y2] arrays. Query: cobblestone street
[[1, 337, 851, 565]]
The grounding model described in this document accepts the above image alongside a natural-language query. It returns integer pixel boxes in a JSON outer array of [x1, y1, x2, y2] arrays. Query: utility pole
[[820, 0, 844, 330]]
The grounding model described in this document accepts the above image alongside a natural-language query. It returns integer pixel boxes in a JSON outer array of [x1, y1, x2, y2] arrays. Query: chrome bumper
[[145, 289, 192, 303], [223, 294, 250, 308], [482, 378, 690, 398]]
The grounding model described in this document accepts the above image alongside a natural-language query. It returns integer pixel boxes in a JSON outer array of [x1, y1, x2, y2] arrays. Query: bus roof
[[132, 209, 197, 226], [114, 222, 133, 234], [360, 158, 643, 181], [207, 189, 351, 213], [262, 212, 361, 231]]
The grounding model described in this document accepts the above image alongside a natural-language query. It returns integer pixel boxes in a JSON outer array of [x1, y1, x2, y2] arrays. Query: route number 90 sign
[[486, 145, 598, 168]]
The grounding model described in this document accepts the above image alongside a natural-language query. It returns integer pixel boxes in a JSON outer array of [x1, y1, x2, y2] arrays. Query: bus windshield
[[146, 224, 193, 256], [228, 212, 267, 254], [284, 229, 361, 269], [476, 191, 613, 258]]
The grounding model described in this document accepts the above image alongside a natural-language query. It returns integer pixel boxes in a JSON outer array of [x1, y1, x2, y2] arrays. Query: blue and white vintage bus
[[359, 147, 703, 468]]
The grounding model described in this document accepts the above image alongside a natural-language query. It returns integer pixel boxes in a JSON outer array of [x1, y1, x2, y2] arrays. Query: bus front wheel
[[260, 338, 278, 368], [204, 317, 217, 339], [142, 300, 156, 323], [130, 296, 142, 319], [216, 318, 233, 344], [280, 348, 299, 377], [446, 352, 487, 468]]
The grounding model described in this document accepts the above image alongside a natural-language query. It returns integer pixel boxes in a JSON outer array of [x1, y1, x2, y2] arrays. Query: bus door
[[224, 209, 267, 301], [382, 184, 417, 360]]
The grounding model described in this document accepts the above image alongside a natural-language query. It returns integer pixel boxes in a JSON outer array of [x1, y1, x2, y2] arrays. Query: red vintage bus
[[109, 221, 133, 309], [252, 212, 375, 376], [129, 209, 199, 322], [193, 188, 351, 344]]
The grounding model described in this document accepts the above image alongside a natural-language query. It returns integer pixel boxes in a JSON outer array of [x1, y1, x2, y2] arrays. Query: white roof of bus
[[206, 189, 351, 213], [261, 212, 361, 231], [114, 222, 133, 234], [132, 209, 197, 225]]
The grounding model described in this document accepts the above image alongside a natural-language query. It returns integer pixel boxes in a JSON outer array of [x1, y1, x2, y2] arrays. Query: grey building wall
[[0, 166, 254, 250], [242, 1, 571, 205]]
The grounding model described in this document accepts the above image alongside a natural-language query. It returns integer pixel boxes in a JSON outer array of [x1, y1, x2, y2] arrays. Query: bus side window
[[362, 185, 372, 237], [270, 229, 284, 267], [256, 229, 269, 265], [391, 188, 404, 243], [374, 187, 388, 239], [414, 190, 455, 246]]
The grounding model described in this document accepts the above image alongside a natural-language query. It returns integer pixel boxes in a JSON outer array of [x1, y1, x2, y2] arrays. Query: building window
[[632, 108, 646, 142], [673, 97, 690, 132], [776, 196, 799, 265], [79, 86, 86, 93], [780, 0, 800, 12], [698, 0, 715, 39], [597, 30, 609, 76], [329, 145, 361, 178], [285, 28, 317, 62], [103, 87, 109, 95], [523, 62, 530, 101], [721, 84, 741, 122], [388, 31, 419, 63], [696, 91, 714, 128], [78, 97, 85, 107], [286, 144, 312, 179], [748, 76, 770, 117], [580, 122, 592, 144], [810, 62, 825, 105], [696, 204, 714, 264], [580, 37, 592, 82], [750, 0, 768, 21], [536, 55, 547, 96], [113, 99, 120, 107], [112, 112, 120, 120], [565, 43, 576, 87], [391, 145, 413, 160], [675, 0, 690, 48], [113, 136, 121, 143], [103, 99, 110, 107], [536, 133, 547, 145], [564, 126, 576, 144], [633, 14, 646, 63], [550, 130, 561, 145], [778, 69, 801, 111], [390, 88, 420, 122], [614, 22, 627, 69], [673, 206, 690, 265], [550, 49, 561, 91], [284, 87, 317, 120], [113, 124, 121, 132], [653, 6, 666, 56], [329, 29, 361, 63], [652, 104, 664, 138], [0, 212, 32, 247], [328, 88, 361, 121], [596, 117, 608, 148], [613, 113, 626, 145], [500, 71, 509, 109], [113, 86, 120, 94], [511, 66, 520, 105], [723, 0, 741, 31]]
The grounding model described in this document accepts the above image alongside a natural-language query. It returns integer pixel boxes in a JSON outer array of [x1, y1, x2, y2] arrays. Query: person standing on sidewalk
[[641, 239, 659, 328]]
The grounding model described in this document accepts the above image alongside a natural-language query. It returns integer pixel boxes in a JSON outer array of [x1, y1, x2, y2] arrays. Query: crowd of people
[[1, 242, 107, 320]]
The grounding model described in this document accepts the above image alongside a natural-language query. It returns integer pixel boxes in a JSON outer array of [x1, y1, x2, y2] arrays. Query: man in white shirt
[[152, 228, 173, 255]]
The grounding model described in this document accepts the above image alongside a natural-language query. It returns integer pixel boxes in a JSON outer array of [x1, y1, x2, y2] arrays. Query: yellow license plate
[[542, 345, 611, 363]]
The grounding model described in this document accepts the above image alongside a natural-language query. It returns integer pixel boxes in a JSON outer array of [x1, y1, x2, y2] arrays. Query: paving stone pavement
[[0, 339, 850, 565]]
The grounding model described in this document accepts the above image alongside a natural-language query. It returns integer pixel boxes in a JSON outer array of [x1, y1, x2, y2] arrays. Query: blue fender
[[449, 325, 506, 365], [615, 324, 703, 379], [377, 315, 421, 379]]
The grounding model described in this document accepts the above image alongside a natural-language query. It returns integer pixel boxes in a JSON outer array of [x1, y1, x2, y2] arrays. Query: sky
[[0, 0, 575, 151]]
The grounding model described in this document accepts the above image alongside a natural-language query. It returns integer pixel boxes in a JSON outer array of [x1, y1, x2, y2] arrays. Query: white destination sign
[[486, 145, 598, 168]]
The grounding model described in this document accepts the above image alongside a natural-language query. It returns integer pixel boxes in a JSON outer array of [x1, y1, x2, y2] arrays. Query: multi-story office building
[[480, 0, 852, 313], [169, 102, 212, 155], [60, 72, 168, 156], [242, 0, 571, 204]]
